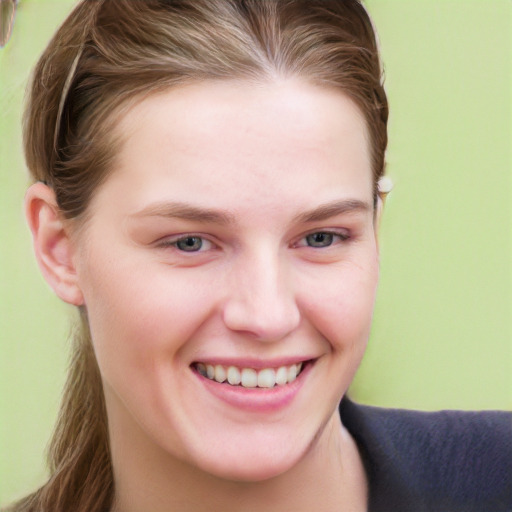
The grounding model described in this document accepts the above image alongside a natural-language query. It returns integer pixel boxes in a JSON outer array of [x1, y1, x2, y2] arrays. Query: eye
[[175, 236, 208, 252], [306, 232, 334, 247], [296, 230, 349, 248], [158, 235, 214, 252]]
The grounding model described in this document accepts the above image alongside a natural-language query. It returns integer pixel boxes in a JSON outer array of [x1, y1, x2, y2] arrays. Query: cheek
[[299, 256, 379, 351], [77, 247, 217, 377]]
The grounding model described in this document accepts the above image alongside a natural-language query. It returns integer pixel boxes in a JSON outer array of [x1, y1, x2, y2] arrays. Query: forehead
[[94, 79, 373, 218]]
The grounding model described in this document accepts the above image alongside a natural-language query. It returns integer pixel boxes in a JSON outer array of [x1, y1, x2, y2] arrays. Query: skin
[[26, 79, 380, 511]]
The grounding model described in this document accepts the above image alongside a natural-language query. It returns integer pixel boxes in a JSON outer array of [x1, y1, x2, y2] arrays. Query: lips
[[194, 362, 304, 388], [191, 359, 314, 412]]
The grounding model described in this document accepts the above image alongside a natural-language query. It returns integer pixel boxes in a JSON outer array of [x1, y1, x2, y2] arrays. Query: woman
[[5, 0, 511, 511]]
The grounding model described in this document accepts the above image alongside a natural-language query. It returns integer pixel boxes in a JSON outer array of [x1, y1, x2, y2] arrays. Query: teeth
[[196, 362, 305, 388], [275, 366, 288, 386], [241, 368, 258, 388], [227, 366, 241, 385], [196, 363, 207, 377], [287, 364, 297, 382], [214, 364, 226, 383], [257, 368, 276, 388]]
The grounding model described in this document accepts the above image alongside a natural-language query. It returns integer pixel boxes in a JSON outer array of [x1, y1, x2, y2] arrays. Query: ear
[[25, 182, 84, 306]]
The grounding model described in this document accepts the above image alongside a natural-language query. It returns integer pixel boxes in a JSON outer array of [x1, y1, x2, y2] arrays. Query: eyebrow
[[131, 201, 236, 225], [293, 199, 372, 223], [131, 198, 371, 225]]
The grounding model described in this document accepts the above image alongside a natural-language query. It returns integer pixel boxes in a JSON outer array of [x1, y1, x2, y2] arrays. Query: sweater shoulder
[[340, 398, 512, 511]]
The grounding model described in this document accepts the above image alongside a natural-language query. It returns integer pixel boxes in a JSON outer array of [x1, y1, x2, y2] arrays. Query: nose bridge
[[222, 243, 300, 341]]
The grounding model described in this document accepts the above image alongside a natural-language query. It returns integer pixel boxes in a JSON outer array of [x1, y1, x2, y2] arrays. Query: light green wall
[[1, 1, 74, 505], [351, 0, 512, 410], [1, 0, 510, 505]]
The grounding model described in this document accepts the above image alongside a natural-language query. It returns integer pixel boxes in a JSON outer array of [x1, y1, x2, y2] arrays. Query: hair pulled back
[[10, 1, 388, 510]]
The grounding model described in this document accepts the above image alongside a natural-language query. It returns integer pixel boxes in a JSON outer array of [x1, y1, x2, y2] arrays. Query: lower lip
[[194, 362, 312, 413]]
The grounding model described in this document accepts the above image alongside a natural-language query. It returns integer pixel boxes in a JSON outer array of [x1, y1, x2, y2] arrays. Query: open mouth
[[192, 361, 311, 389]]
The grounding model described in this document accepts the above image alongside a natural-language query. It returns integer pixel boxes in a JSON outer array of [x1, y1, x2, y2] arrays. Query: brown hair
[[9, 1, 388, 510]]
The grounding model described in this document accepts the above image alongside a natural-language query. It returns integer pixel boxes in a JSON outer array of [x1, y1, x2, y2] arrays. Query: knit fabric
[[339, 397, 512, 511]]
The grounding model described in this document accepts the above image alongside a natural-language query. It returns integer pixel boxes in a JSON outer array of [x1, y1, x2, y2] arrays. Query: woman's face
[[74, 79, 379, 481]]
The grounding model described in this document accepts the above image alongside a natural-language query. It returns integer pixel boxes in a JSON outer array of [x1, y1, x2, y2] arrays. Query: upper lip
[[191, 356, 317, 369]]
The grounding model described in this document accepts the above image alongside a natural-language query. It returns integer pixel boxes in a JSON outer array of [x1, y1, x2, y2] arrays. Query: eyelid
[[155, 233, 216, 251], [153, 228, 351, 250], [293, 228, 351, 248]]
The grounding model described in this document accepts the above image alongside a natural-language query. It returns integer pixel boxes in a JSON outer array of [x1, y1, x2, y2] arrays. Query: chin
[[202, 450, 304, 483], [186, 432, 311, 483]]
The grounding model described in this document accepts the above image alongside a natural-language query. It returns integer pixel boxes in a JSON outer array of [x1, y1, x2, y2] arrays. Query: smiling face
[[73, 79, 379, 482]]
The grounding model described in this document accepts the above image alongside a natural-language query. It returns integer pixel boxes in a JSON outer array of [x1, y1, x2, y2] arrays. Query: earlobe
[[25, 182, 84, 306]]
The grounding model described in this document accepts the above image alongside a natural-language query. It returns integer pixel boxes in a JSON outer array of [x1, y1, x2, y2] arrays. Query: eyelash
[[294, 230, 350, 249], [157, 235, 214, 253], [157, 230, 350, 253]]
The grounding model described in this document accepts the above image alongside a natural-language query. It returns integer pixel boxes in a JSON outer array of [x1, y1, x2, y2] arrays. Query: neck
[[109, 405, 367, 512]]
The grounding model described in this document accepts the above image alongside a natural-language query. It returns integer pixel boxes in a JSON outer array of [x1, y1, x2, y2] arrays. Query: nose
[[222, 248, 301, 342]]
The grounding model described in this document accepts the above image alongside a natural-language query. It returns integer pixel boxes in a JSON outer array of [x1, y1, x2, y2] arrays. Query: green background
[[1, 0, 510, 505]]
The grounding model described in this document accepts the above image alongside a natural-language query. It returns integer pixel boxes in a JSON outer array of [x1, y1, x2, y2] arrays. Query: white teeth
[[227, 366, 241, 385], [257, 368, 276, 388], [287, 364, 298, 382], [275, 366, 288, 386], [241, 368, 258, 388], [214, 364, 226, 383], [196, 362, 306, 388]]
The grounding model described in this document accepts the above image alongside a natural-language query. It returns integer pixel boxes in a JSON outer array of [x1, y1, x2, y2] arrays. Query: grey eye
[[306, 232, 334, 247], [0, 0, 18, 48], [176, 236, 203, 252]]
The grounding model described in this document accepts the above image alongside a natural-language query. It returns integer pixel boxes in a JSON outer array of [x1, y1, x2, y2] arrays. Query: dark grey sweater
[[339, 397, 512, 511]]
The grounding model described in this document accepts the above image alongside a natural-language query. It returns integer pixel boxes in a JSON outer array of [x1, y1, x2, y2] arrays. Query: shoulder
[[339, 397, 512, 512]]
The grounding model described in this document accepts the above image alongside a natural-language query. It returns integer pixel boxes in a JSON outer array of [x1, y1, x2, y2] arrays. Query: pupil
[[308, 232, 333, 247], [177, 237, 202, 251]]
